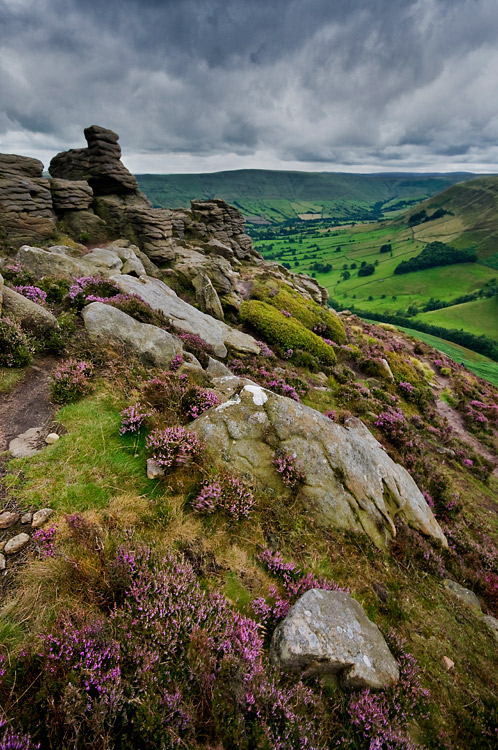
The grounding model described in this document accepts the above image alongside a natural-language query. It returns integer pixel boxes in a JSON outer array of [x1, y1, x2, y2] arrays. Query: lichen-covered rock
[[189, 199, 262, 262], [443, 579, 482, 612], [0, 511, 20, 529], [0, 153, 56, 245], [32, 508, 55, 528], [2, 287, 59, 333], [192, 271, 224, 320], [189, 383, 447, 548], [9, 427, 44, 458], [16, 243, 145, 280], [270, 589, 399, 689], [113, 274, 259, 358], [82, 301, 182, 367]]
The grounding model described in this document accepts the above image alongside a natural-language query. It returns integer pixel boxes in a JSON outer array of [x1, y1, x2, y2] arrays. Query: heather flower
[[146, 426, 204, 470], [282, 348, 294, 359], [12, 285, 47, 305], [119, 402, 155, 435], [398, 380, 416, 396], [68, 276, 120, 309], [272, 451, 305, 490], [0, 318, 35, 368], [324, 409, 337, 421], [281, 309, 291, 318], [194, 474, 255, 519], [181, 385, 220, 420], [255, 340, 275, 358], [32, 526, 57, 559], [0, 716, 39, 750], [170, 352, 183, 371], [50, 359, 94, 403], [375, 407, 409, 446]]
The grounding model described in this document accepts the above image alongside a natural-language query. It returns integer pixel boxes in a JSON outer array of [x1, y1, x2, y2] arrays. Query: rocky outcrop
[[50, 125, 138, 195], [112, 274, 260, 358], [16, 243, 146, 279], [270, 589, 400, 689], [192, 271, 224, 320], [0, 154, 56, 245], [82, 301, 182, 367], [189, 382, 447, 548], [2, 286, 59, 334], [49, 178, 93, 211], [187, 199, 261, 263]]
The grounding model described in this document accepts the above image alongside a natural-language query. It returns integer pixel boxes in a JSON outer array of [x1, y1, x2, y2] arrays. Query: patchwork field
[[419, 296, 498, 340]]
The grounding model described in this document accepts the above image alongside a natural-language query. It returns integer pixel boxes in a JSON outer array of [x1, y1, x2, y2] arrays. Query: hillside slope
[[136, 170, 475, 224]]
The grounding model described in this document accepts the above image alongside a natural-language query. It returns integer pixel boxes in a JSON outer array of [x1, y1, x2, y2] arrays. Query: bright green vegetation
[[418, 296, 498, 340], [240, 300, 337, 364], [252, 278, 346, 343], [136, 169, 475, 224], [6, 388, 156, 512], [393, 324, 498, 387], [393, 241, 477, 275], [0, 367, 25, 394]]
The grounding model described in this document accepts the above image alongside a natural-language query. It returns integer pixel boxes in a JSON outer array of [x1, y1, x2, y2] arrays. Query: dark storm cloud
[[1, 0, 498, 171]]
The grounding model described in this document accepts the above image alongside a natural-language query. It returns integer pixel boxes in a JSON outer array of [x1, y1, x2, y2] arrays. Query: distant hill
[[400, 175, 498, 264], [136, 169, 476, 224]]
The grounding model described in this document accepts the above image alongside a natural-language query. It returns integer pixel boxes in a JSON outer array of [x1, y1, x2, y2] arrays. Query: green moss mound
[[240, 300, 336, 365], [252, 279, 346, 344]]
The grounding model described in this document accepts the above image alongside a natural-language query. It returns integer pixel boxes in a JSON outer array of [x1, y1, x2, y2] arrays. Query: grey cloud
[[0, 0, 498, 171]]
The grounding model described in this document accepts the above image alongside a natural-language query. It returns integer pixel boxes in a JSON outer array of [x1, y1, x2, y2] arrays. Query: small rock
[[147, 458, 165, 480], [32, 508, 54, 528], [482, 614, 498, 641], [45, 433, 60, 445], [270, 589, 400, 689], [372, 582, 390, 603], [0, 541, 5, 551], [443, 579, 482, 613], [0, 553, 5, 570], [21, 512, 32, 524], [9, 427, 43, 458], [441, 656, 454, 671], [4, 533, 31, 555], [0, 511, 20, 530]]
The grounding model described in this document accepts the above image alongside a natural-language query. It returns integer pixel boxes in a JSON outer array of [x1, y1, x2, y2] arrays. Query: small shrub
[[68, 276, 120, 310], [181, 385, 220, 420], [193, 473, 255, 519], [176, 331, 215, 367], [272, 450, 305, 490], [50, 359, 94, 403], [12, 285, 47, 305], [37, 276, 71, 304], [119, 402, 155, 435], [146, 426, 204, 471], [240, 300, 336, 365], [0, 317, 34, 367]]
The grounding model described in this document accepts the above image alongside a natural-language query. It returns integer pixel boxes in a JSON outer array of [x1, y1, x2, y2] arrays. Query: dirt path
[[0, 356, 58, 452]]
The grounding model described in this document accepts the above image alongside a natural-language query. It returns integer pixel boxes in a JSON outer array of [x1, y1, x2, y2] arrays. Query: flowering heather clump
[[281, 309, 291, 317], [272, 451, 305, 490], [32, 526, 57, 559], [398, 380, 416, 397], [375, 407, 409, 446], [181, 385, 221, 420], [324, 409, 337, 421], [119, 402, 155, 435], [68, 276, 120, 309], [194, 473, 255, 519], [266, 376, 301, 401], [0, 317, 35, 367], [50, 359, 94, 403], [346, 630, 429, 750], [282, 348, 294, 359], [1, 261, 33, 286], [176, 331, 215, 366], [146, 426, 204, 470], [170, 352, 182, 371], [255, 340, 275, 358], [12, 285, 47, 305], [0, 716, 39, 750]]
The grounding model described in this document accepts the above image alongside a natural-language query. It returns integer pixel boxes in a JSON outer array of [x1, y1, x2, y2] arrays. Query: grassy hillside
[[136, 170, 475, 224], [419, 296, 498, 339]]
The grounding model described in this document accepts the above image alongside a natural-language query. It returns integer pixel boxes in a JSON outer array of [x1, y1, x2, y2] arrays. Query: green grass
[[5, 386, 160, 512], [392, 325, 498, 387], [0, 367, 25, 394], [418, 296, 498, 339]]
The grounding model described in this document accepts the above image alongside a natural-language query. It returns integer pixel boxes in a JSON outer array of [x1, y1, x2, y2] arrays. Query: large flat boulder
[[113, 274, 259, 358], [270, 589, 399, 689], [2, 287, 59, 333], [16, 243, 145, 280], [189, 382, 447, 548], [82, 301, 182, 367]]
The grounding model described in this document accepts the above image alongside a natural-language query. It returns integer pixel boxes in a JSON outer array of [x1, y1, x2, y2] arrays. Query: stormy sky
[[1, 0, 498, 174]]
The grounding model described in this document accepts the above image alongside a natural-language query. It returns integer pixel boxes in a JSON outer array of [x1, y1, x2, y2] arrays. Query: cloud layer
[[1, 0, 498, 172]]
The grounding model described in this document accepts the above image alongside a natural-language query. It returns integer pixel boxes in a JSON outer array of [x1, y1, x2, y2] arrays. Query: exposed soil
[[0, 356, 59, 452]]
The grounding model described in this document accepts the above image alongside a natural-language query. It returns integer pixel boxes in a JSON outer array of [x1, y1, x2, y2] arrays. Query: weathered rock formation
[[2, 286, 59, 334], [270, 589, 400, 689], [0, 154, 56, 245], [190, 382, 447, 548]]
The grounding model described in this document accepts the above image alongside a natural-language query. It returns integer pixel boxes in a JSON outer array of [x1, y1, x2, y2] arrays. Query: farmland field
[[418, 296, 498, 339]]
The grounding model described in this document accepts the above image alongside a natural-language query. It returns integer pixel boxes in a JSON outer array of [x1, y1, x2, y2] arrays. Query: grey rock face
[[482, 615, 498, 640], [189, 199, 262, 262], [16, 243, 145, 280], [2, 287, 59, 334], [82, 302, 182, 367], [192, 271, 224, 320], [443, 579, 482, 612], [0, 153, 56, 245], [190, 383, 446, 548], [0, 271, 3, 316], [270, 589, 399, 689], [113, 274, 259, 358]]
